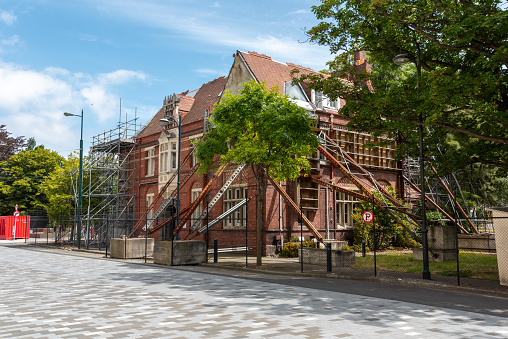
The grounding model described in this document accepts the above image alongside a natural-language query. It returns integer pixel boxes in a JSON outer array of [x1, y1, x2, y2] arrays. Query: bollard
[[327, 242, 332, 273], [214, 238, 218, 263], [362, 238, 366, 257]]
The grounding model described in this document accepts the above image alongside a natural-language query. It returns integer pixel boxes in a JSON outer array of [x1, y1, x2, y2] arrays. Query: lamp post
[[393, 43, 431, 280], [159, 115, 181, 245], [64, 110, 84, 249]]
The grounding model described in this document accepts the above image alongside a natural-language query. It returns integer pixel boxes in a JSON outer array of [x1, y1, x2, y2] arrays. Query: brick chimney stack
[[354, 50, 371, 73]]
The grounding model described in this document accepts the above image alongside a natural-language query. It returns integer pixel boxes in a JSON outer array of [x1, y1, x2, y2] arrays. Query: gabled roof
[[183, 76, 227, 124], [137, 76, 226, 139], [238, 51, 320, 96], [137, 94, 194, 139]]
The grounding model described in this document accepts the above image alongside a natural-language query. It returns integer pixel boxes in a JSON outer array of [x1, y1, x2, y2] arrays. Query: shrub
[[289, 236, 299, 243], [341, 244, 353, 251], [280, 242, 299, 257], [301, 240, 317, 248], [351, 186, 419, 251]]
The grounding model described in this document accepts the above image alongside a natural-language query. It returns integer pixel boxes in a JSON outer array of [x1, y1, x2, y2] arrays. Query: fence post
[[372, 195, 377, 277], [245, 193, 248, 268], [105, 211, 109, 258], [300, 194, 303, 273], [362, 238, 366, 257], [214, 238, 218, 263], [327, 242, 332, 273], [145, 208, 148, 264]]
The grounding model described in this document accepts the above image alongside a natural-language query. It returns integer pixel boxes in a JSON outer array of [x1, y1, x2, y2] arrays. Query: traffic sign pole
[[13, 211, 20, 241]]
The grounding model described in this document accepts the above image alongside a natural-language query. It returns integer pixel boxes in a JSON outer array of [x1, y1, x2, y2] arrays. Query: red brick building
[[131, 51, 401, 256]]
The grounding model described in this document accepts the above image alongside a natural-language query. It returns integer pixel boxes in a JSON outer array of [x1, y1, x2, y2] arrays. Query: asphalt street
[[0, 244, 507, 338]]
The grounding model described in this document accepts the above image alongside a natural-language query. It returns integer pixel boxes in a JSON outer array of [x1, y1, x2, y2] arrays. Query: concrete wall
[[491, 208, 508, 286], [110, 237, 154, 259], [154, 240, 206, 266], [299, 247, 355, 267], [458, 234, 496, 252], [414, 226, 457, 262]]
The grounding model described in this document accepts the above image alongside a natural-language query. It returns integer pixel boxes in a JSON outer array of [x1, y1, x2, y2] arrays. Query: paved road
[[1, 245, 507, 338]]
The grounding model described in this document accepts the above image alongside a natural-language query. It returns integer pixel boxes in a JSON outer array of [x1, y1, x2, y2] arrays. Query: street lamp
[[64, 110, 84, 249], [393, 43, 431, 280], [159, 116, 181, 246]]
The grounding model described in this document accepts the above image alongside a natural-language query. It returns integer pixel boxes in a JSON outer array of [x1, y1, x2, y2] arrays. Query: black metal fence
[[206, 216, 508, 295], [31, 210, 508, 295]]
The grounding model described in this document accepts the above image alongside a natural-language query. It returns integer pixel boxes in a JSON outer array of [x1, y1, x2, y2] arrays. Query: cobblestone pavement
[[1, 245, 508, 338]]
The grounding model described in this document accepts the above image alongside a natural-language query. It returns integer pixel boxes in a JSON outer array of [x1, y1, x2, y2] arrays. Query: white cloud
[[1, 35, 20, 46], [84, 0, 331, 70], [98, 70, 146, 85], [288, 9, 307, 15], [79, 33, 99, 42], [194, 68, 226, 77], [0, 60, 147, 155], [0, 10, 16, 25]]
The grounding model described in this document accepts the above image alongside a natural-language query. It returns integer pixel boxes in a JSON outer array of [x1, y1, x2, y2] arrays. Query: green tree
[[300, 0, 508, 171], [352, 188, 418, 251], [0, 148, 63, 215], [26, 137, 44, 151], [39, 153, 80, 226], [195, 81, 319, 265]]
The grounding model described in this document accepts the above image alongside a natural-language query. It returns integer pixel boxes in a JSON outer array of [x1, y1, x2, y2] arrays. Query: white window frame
[[170, 141, 178, 171], [223, 186, 248, 229], [146, 193, 155, 226], [145, 147, 156, 177], [191, 188, 202, 222], [335, 191, 358, 229], [312, 89, 340, 109], [159, 142, 169, 173]]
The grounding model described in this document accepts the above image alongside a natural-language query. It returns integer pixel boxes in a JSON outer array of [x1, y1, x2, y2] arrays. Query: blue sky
[[0, 0, 331, 155]]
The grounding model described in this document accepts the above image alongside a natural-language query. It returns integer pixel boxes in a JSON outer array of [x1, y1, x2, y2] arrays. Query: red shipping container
[[0, 215, 30, 240]]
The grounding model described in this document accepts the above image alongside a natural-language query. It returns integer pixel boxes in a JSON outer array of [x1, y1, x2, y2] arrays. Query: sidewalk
[[5, 240, 508, 299], [199, 253, 508, 298]]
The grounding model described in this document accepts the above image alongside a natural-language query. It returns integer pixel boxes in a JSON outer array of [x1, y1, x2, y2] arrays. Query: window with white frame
[[189, 137, 200, 168], [191, 189, 202, 222], [223, 186, 248, 228], [312, 90, 340, 109], [146, 194, 154, 225], [191, 148, 199, 168], [170, 141, 178, 171], [159, 142, 169, 173], [284, 82, 307, 101], [336, 191, 359, 229], [145, 148, 156, 176]]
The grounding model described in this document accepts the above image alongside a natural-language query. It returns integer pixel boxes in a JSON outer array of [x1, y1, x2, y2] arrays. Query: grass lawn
[[351, 251, 499, 281]]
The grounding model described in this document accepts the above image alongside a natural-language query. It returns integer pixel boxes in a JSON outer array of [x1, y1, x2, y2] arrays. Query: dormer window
[[284, 82, 307, 101], [312, 90, 340, 110]]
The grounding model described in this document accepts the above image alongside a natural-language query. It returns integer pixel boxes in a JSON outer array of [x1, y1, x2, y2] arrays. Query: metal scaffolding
[[403, 155, 493, 233], [72, 117, 142, 248]]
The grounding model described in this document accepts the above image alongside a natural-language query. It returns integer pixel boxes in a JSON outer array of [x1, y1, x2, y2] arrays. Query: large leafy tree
[[0, 125, 26, 162], [0, 148, 63, 215], [195, 81, 319, 265], [300, 0, 508, 172], [39, 153, 80, 226]]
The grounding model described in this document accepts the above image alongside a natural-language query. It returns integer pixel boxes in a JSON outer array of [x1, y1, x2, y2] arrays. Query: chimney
[[354, 50, 371, 73]]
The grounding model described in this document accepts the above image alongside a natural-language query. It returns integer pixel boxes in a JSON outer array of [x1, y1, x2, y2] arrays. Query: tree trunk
[[253, 165, 267, 266]]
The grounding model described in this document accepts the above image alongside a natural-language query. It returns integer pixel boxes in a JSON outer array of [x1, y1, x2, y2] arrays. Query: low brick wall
[[299, 247, 355, 267], [110, 237, 154, 259], [154, 240, 206, 266]]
